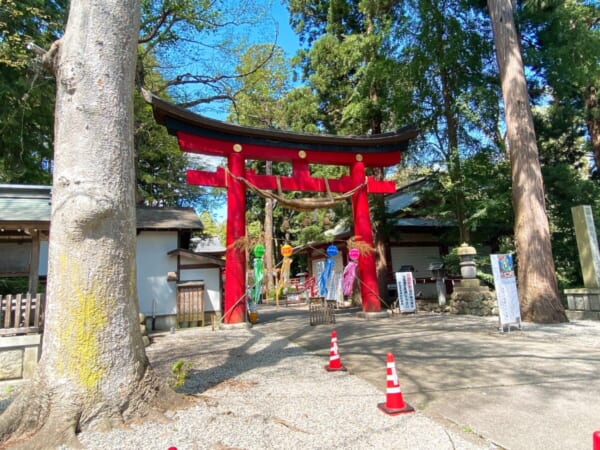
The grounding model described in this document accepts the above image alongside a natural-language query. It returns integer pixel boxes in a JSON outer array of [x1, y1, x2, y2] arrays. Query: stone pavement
[[252, 304, 600, 450]]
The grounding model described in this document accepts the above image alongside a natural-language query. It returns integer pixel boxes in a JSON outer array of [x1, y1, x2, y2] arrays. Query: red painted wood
[[352, 162, 381, 312], [245, 170, 353, 192], [177, 131, 402, 167], [186, 168, 396, 194], [224, 153, 247, 324], [187, 167, 226, 187], [367, 178, 398, 194]]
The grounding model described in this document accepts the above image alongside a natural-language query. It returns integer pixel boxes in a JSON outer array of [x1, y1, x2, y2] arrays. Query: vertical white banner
[[490, 254, 522, 330], [395, 272, 416, 313]]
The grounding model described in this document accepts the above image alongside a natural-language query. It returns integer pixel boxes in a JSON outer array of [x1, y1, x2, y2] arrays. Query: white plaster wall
[[136, 231, 177, 316]]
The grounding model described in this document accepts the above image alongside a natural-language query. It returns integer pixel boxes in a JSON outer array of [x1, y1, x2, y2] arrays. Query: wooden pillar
[[351, 162, 381, 312], [28, 229, 40, 294], [224, 151, 247, 323]]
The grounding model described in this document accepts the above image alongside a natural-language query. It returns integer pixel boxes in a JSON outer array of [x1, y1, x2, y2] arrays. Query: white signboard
[[395, 272, 416, 313], [490, 254, 522, 331]]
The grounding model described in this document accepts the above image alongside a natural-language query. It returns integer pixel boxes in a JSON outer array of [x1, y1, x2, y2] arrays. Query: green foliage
[[228, 44, 291, 127], [297, 224, 326, 246], [5, 0, 597, 295], [441, 247, 461, 276], [2, 1, 270, 212], [134, 90, 209, 207], [544, 163, 600, 288], [281, 87, 321, 133], [197, 211, 219, 236], [289, 1, 410, 136], [0, 277, 31, 296], [441, 245, 498, 287], [169, 359, 192, 389], [0, 0, 66, 183], [520, 0, 600, 174]]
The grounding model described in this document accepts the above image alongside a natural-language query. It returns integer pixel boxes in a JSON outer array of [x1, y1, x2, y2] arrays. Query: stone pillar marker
[[571, 205, 600, 288], [565, 205, 600, 320]]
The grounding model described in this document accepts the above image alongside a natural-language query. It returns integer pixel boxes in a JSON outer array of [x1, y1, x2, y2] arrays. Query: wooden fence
[[0, 293, 45, 336]]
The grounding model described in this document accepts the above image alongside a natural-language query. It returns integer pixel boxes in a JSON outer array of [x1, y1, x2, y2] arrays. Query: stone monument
[[564, 205, 600, 320], [448, 243, 498, 316]]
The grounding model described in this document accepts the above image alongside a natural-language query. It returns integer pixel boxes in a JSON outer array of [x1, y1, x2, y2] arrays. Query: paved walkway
[[253, 304, 600, 450]]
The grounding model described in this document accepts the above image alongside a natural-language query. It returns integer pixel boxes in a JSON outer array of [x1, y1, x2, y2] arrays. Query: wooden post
[[28, 229, 40, 294], [351, 161, 381, 312], [223, 151, 247, 324]]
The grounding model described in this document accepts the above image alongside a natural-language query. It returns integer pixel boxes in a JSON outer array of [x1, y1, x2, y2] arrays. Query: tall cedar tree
[[487, 0, 567, 322]]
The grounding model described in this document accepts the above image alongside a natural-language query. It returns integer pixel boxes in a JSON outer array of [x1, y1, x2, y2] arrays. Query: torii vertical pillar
[[224, 151, 247, 324], [352, 161, 381, 312]]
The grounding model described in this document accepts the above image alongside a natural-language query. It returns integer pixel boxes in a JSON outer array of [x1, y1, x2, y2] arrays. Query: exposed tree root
[[0, 367, 192, 449]]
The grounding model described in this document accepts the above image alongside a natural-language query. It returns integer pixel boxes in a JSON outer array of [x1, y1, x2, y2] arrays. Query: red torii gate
[[146, 92, 419, 324]]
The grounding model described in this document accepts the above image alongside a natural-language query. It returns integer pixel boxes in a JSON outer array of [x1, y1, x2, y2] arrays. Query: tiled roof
[[0, 185, 52, 223], [0, 184, 202, 230], [136, 207, 202, 230]]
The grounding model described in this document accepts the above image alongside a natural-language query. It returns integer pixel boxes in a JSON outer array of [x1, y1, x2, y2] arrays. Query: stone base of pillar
[[447, 279, 498, 316], [220, 321, 252, 330], [355, 310, 391, 320], [565, 288, 600, 321]]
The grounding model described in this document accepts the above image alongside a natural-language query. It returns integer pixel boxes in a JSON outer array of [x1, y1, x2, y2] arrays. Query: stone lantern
[[448, 243, 497, 317], [457, 243, 477, 279]]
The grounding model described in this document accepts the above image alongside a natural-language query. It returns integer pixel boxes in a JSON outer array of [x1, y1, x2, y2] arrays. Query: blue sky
[[197, 2, 300, 222], [270, 1, 300, 58]]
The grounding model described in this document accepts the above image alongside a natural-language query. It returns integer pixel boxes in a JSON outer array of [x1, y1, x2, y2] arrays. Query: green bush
[[0, 277, 30, 296]]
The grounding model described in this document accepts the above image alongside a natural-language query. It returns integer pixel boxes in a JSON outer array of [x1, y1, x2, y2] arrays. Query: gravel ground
[[89, 326, 487, 450], [1, 325, 487, 450], [3, 315, 600, 449]]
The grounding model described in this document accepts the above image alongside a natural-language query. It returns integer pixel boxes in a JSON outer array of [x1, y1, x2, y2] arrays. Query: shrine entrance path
[[256, 304, 600, 450]]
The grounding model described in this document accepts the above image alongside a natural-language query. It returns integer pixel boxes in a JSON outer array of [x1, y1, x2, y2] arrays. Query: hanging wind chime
[[277, 243, 293, 297], [319, 244, 338, 296], [343, 247, 360, 296], [251, 244, 265, 307]]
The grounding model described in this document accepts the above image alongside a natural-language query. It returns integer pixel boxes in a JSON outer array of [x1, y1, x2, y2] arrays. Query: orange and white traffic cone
[[377, 352, 414, 415], [325, 330, 347, 372]]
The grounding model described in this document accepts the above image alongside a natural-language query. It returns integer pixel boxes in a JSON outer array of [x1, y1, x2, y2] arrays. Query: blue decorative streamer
[[319, 257, 335, 296]]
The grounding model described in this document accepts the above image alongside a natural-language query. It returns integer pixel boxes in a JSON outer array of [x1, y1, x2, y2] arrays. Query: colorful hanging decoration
[[343, 247, 360, 296], [252, 244, 265, 305], [319, 244, 338, 296], [277, 244, 293, 296]]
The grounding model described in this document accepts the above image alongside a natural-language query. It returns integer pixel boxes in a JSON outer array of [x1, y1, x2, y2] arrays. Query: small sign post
[[395, 272, 416, 313], [490, 254, 522, 332]]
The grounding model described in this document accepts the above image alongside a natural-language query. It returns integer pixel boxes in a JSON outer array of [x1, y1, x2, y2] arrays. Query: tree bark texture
[[487, 0, 567, 322], [584, 87, 600, 175], [0, 1, 179, 448]]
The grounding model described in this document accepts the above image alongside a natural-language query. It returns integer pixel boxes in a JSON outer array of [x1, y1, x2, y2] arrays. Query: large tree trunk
[[0, 1, 179, 448], [487, 0, 567, 323], [584, 87, 600, 175]]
